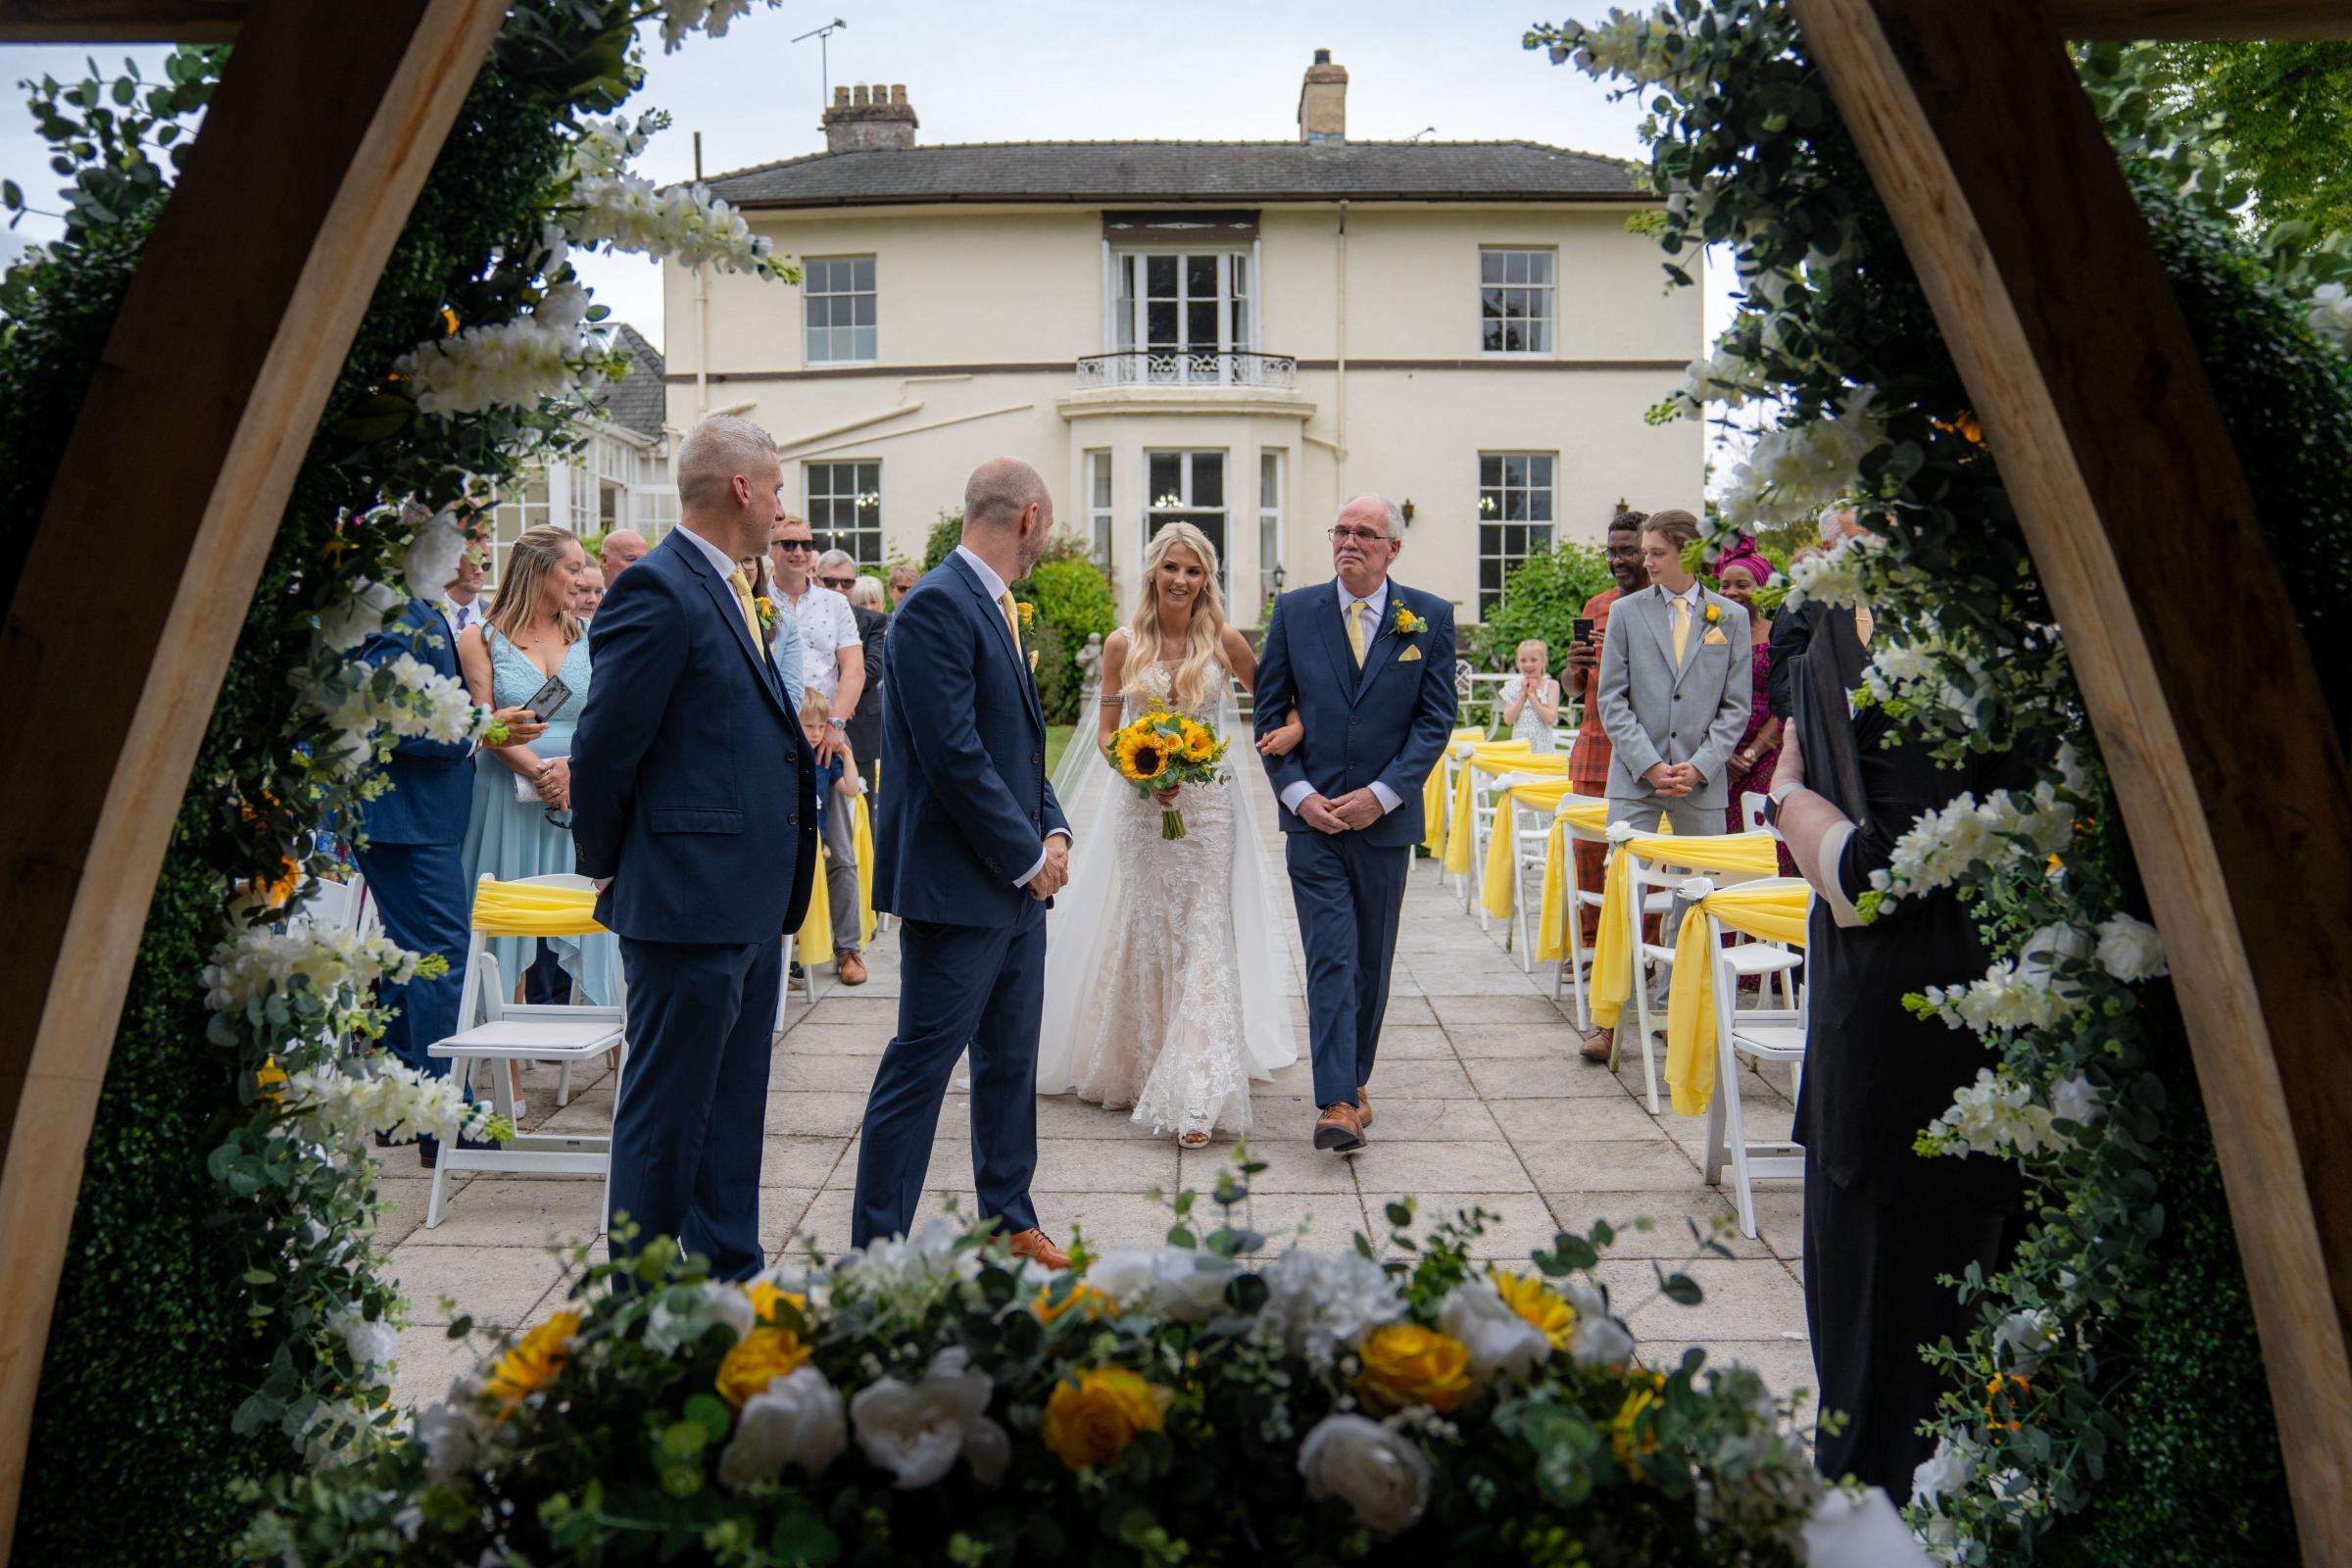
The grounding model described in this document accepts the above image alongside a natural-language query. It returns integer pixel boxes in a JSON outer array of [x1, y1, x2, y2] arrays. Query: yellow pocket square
[[1397, 646, 1424, 662], [1701, 628, 1731, 646]]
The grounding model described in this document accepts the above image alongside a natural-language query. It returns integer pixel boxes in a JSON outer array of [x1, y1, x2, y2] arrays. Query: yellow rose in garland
[[483, 1310, 580, 1419], [1042, 1366, 1171, 1470], [742, 1280, 807, 1323], [1357, 1323, 1474, 1413], [716, 1325, 813, 1408], [1490, 1268, 1576, 1352], [1032, 1279, 1114, 1326]]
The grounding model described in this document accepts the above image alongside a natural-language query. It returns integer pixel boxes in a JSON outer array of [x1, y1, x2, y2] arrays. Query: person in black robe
[[1769, 619, 2031, 1494]]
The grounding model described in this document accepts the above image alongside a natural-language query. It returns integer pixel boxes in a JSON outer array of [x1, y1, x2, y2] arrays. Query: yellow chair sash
[[798, 797, 879, 965], [1479, 775, 1579, 918], [797, 846, 835, 966], [1663, 879, 1812, 1116], [1533, 797, 1615, 961], [1444, 746, 1566, 874], [470, 879, 606, 937], [853, 793, 877, 944], [1588, 830, 1783, 1032], [1422, 726, 1490, 855]]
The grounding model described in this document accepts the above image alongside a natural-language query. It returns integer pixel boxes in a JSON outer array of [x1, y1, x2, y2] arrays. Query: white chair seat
[[1729, 1021, 1807, 1057], [1721, 945, 1802, 978], [429, 1015, 623, 1061]]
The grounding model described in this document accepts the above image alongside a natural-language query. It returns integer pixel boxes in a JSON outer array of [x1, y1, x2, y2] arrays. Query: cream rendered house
[[669, 53, 1700, 625]]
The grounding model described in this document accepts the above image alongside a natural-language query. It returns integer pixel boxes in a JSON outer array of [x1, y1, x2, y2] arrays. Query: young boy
[[799, 690, 868, 983]]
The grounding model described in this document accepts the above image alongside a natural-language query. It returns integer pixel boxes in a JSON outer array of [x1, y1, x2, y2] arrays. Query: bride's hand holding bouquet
[[1109, 709, 1229, 840]]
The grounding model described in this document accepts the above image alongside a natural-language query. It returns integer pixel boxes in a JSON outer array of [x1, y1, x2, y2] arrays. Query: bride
[[1035, 523, 1298, 1146]]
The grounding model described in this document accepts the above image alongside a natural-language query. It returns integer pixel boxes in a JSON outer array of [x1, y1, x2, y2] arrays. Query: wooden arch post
[[1790, 0, 2352, 1559], [0, 0, 507, 1554]]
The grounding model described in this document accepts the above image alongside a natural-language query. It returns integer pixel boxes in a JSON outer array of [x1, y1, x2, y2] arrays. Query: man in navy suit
[[1252, 495, 1457, 1152], [570, 416, 817, 1281], [350, 595, 544, 1166], [854, 458, 1072, 1266]]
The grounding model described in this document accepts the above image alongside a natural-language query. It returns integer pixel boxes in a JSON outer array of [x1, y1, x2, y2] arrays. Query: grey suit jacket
[[1593, 583, 1753, 809]]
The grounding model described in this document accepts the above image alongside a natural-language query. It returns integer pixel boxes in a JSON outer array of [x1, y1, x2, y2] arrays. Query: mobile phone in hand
[[522, 673, 572, 723], [1572, 616, 1596, 645]]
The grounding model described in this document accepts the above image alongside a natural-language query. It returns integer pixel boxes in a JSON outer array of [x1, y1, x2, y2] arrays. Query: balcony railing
[[1074, 349, 1298, 391]]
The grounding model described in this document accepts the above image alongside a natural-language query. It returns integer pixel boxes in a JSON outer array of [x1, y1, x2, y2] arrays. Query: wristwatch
[[827, 717, 847, 730]]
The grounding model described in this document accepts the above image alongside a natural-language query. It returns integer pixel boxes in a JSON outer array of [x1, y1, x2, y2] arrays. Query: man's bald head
[[961, 457, 1054, 578], [601, 528, 649, 577]]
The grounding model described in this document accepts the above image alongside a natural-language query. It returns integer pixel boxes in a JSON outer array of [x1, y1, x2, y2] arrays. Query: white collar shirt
[[1340, 578, 1390, 639], [773, 576, 859, 702], [676, 524, 743, 582]]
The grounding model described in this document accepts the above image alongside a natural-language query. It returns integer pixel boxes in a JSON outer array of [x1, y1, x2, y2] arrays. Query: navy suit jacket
[[351, 599, 474, 846], [1251, 578, 1458, 850], [569, 529, 816, 946], [873, 553, 1068, 927]]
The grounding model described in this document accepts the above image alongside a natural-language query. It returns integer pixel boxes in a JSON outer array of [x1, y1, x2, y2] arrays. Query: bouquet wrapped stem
[[1108, 708, 1229, 841]]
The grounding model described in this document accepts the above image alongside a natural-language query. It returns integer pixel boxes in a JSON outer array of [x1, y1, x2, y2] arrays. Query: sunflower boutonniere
[[1702, 601, 1723, 626], [1016, 600, 1036, 631], [756, 596, 777, 631], [1391, 602, 1427, 637]]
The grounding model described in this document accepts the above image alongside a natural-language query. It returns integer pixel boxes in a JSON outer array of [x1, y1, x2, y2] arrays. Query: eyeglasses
[[1327, 525, 1390, 545], [819, 574, 856, 591], [772, 539, 813, 554]]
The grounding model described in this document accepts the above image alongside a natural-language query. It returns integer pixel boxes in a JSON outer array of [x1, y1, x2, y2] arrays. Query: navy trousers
[[852, 903, 1046, 1248], [1285, 830, 1410, 1109], [523, 941, 569, 1004], [353, 840, 467, 1081], [609, 936, 780, 1281]]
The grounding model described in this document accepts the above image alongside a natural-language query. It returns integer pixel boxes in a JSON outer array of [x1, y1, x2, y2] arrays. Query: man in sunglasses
[[817, 548, 889, 790], [767, 514, 870, 985]]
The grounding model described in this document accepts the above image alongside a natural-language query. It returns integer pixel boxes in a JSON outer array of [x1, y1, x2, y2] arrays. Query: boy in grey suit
[[1593, 508, 1753, 837]]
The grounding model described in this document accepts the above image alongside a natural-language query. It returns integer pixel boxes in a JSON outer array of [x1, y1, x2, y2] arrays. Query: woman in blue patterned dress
[[457, 525, 621, 1034]]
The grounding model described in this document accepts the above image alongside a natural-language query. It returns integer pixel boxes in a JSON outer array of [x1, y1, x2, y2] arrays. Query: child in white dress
[[1497, 638, 1561, 752]]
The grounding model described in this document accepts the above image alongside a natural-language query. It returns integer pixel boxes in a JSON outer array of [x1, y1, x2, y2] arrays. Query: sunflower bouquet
[[1108, 707, 1229, 840]]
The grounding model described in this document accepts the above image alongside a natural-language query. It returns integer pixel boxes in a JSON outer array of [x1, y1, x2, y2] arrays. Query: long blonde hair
[[487, 524, 584, 647], [1121, 521, 1230, 712]]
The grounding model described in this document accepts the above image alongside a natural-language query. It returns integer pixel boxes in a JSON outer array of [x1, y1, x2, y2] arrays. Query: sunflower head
[[1114, 728, 1169, 783]]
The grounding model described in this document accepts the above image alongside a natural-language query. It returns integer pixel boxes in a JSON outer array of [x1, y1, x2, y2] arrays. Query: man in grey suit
[[1594, 507, 1753, 837]]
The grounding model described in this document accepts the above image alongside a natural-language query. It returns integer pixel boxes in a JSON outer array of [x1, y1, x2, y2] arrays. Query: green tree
[[922, 508, 963, 570], [1016, 548, 1117, 723], [1469, 541, 1615, 673], [2143, 42, 2352, 244]]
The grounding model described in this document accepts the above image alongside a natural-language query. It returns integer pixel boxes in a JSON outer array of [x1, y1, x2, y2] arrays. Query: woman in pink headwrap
[[1712, 540, 1794, 856]]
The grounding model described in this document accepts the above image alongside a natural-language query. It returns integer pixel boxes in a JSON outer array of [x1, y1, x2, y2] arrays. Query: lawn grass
[[1045, 723, 1076, 775]]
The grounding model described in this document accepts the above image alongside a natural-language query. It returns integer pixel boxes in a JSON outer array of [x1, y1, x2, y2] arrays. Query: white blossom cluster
[[566, 113, 655, 179], [270, 1055, 489, 1150], [203, 924, 424, 1015], [393, 280, 600, 418], [1086, 1247, 1239, 1323], [653, 0, 777, 53], [835, 1215, 983, 1318], [564, 173, 775, 274], [1253, 1248, 1406, 1363], [1718, 389, 1886, 531], [314, 650, 487, 767], [2310, 281, 2352, 355], [1664, 340, 1775, 418], [1920, 959, 2079, 1036], [1924, 1064, 2108, 1161], [1870, 782, 2076, 910]]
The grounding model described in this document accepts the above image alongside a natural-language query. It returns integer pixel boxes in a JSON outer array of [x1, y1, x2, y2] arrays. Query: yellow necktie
[[1854, 604, 1875, 646], [726, 568, 761, 645], [1346, 599, 1367, 666], [998, 590, 1022, 656], [1670, 596, 1690, 668]]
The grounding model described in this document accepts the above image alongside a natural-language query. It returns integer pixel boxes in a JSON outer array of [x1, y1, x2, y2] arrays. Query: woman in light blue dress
[[456, 524, 621, 1025]]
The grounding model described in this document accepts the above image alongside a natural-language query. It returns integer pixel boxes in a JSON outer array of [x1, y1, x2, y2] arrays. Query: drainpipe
[[1335, 199, 1348, 498], [693, 130, 710, 422]]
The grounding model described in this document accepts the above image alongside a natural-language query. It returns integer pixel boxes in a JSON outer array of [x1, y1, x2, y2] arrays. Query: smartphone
[[521, 673, 572, 723], [1573, 616, 1596, 645]]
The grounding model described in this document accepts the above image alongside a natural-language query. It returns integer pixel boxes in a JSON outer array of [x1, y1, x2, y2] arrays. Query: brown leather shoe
[[1313, 1101, 1367, 1152], [836, 952, 868, 986], [1004, 1227, 1071, 1271], [1357, 1086, 1374, 1129], [1580, 1027, 1614, 1063]]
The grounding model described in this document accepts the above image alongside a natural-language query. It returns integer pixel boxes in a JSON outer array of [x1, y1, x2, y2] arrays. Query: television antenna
[[1405, 125, 1438, 142], [793, 18, 850, 110]]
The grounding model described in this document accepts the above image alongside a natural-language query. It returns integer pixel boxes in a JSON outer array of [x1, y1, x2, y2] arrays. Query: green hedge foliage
[[1469, 541, 1616, 674]]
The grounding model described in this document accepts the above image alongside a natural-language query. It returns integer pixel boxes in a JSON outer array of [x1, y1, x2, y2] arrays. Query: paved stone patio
[[382, 770, 1814, 1421]]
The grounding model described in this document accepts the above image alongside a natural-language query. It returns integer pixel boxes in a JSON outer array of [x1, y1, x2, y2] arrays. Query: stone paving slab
[[383, 765, 1812, 1426]]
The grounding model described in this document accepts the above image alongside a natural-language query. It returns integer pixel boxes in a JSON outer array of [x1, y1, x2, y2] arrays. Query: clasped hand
[[1299, 788, 1382, 834], [1027, 836, 1071, 901], [1642, 760, 1703, 799]]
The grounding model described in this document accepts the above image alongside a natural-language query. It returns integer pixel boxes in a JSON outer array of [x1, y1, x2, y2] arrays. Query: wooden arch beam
[[0, 0, 507, 1555], [1790, 0, 2352, 1558]]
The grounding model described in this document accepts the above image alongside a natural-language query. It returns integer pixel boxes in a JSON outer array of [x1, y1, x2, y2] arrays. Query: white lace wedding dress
[[1035, 661, 1295, 1143]]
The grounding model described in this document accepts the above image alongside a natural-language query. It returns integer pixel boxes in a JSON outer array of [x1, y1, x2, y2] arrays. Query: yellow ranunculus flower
[[1356, 1323, 1474, 1413], [1033, 1280, 1113, 1325], [484, 1310, 580, 1419], [1490, 1268, 1576, 1352], [254, 1056, 289, 1106], [742, 1280, 807, 1323], [715, 1325, 813, 1408], [1042, 1366, 1171, 1471], [1609, 1371, 1667, 1464]]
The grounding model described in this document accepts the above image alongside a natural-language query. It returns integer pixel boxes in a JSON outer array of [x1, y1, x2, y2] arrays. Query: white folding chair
[[1549, 812, 1650, 1032], [1491, 773, 1555, 966], [1740, 790, 1771, 834], [425, 875, 628, 1229], [1621, 842, 1781, 1113], [1694, 881, 1810, 1237], [284, 875, 365, 939], [775, 934, 798, 1040]]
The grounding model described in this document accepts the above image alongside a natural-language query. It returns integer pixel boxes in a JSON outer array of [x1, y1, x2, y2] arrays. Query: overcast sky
[[0, 2, 1734, 353]]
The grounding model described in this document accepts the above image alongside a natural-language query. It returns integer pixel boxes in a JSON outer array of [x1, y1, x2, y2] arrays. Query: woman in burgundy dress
[[1712, 541, 1795, 870]]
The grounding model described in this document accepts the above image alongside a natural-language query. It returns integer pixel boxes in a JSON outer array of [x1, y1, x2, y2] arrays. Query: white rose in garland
[[643, 1280, 756, 1355], [2093, 912, 2167, 982], [327, 1307, 401, 1376], [1255, 1249, 1404, 1363], [1297, 1413, 1433, 1539], [416, 1394, 485, 1484], [1086, 1248, 1237, 1323], [1436, 1274, 1552, 1383], [1562, 1278, 1637, 1366], [849, 1346, 1009, 1489], [720, 1365, 847, 1490]]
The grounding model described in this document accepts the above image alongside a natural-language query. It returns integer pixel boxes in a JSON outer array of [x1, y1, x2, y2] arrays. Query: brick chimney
[[822, 82, 917, 153], [1298, 49, 1347, 145]]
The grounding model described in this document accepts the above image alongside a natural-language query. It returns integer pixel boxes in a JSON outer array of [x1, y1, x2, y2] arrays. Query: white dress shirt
[[443, 594, 487, 635], [1279, 578, 1405, 819], [953, 545, 1070, 887], [775, 577, 861, 705]]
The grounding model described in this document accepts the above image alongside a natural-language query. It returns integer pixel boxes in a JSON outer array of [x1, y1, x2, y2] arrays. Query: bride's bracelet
[[1099, 695, 1124, 709]]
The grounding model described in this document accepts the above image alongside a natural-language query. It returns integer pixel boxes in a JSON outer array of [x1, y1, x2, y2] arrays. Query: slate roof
[[702, 140, 1649, 210], [604, 322, 666, 439]]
